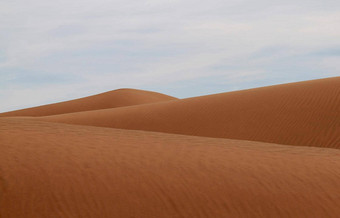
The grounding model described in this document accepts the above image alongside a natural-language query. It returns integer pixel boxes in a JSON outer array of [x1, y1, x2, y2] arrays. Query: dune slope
[[0, 88, 176, 117], [40, 77, 340, 148], [1, 118, 340, 217]]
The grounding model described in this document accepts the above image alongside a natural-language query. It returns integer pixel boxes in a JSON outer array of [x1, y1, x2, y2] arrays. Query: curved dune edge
[[1, 118, 340, 218], [0, 88, 177, 117], [38, 77, 340, 149]]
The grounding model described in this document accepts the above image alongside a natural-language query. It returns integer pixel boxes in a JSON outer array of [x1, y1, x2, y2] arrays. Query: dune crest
[[1, 118, 340, 218], [0, 88, 177, 117], [39, 77, 340, 148]]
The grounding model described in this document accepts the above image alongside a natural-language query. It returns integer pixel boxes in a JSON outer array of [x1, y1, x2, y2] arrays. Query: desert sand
[[1, 77, 340, 217], [0, 88, 176, 117], [37, 77, 340, 148], [1, 118, 340, 218]]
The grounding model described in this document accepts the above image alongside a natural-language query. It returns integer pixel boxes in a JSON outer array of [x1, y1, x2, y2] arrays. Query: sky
[[1, 0, 340, 112]]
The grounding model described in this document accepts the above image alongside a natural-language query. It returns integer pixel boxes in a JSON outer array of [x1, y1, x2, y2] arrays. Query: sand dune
[[39, 77, 340, 148], [1, 77, 340, 217], [0, 88, 176, 117], [1, 117, 340, 218]]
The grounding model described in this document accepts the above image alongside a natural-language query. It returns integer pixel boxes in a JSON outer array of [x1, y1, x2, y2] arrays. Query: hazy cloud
[[1, 0, 340, 111]]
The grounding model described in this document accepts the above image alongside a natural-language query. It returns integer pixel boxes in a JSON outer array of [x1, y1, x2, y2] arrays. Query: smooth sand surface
[[1, 117, 340, 218], [38, 77, 340, 148], [1, 77, 340, 217], [0, 88, 176, 117]]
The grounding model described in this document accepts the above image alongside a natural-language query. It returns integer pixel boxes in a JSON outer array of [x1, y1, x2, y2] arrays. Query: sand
[[1, 77, 340, 218], [0, 88, 177, 117], [37, 77, 340, 148], [1, 117, 340, 218]]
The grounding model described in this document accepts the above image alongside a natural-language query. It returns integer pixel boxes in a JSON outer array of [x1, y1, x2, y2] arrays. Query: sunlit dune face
[[1, 77, 339, 217]]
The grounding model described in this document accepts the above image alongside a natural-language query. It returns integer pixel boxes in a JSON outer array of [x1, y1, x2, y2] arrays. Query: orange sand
[[38, 77, 340, 148], [1, 118, 340, 218], [0, 88, 176, 117], [1, 77, 340, 218]]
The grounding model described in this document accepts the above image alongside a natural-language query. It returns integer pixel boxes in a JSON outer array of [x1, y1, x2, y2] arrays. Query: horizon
[[1, 0, 340, 112], [1, 76, 338, 113]]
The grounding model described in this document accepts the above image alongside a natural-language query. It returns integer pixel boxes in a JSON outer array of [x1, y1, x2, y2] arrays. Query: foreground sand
[[1, 117, 340, 218], [37, 77, 340, 148]]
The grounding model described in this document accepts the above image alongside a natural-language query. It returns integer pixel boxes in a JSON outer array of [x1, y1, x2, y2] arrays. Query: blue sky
[[1, 0, 340, 112]]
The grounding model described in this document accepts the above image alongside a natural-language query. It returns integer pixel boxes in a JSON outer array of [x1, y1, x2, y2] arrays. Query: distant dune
[[1, 118, 340, 218], [0, 88, 177, 117], [38, 77, 340, 148]]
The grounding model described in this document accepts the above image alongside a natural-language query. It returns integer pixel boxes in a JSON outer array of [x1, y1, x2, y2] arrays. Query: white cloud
[[1, 0, 340, 112]]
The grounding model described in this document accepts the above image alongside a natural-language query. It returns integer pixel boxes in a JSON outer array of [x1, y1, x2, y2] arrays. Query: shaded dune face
[[1, 118, 340, 218], [39, 77, 340, 148], [0, 88, 177, 117]]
